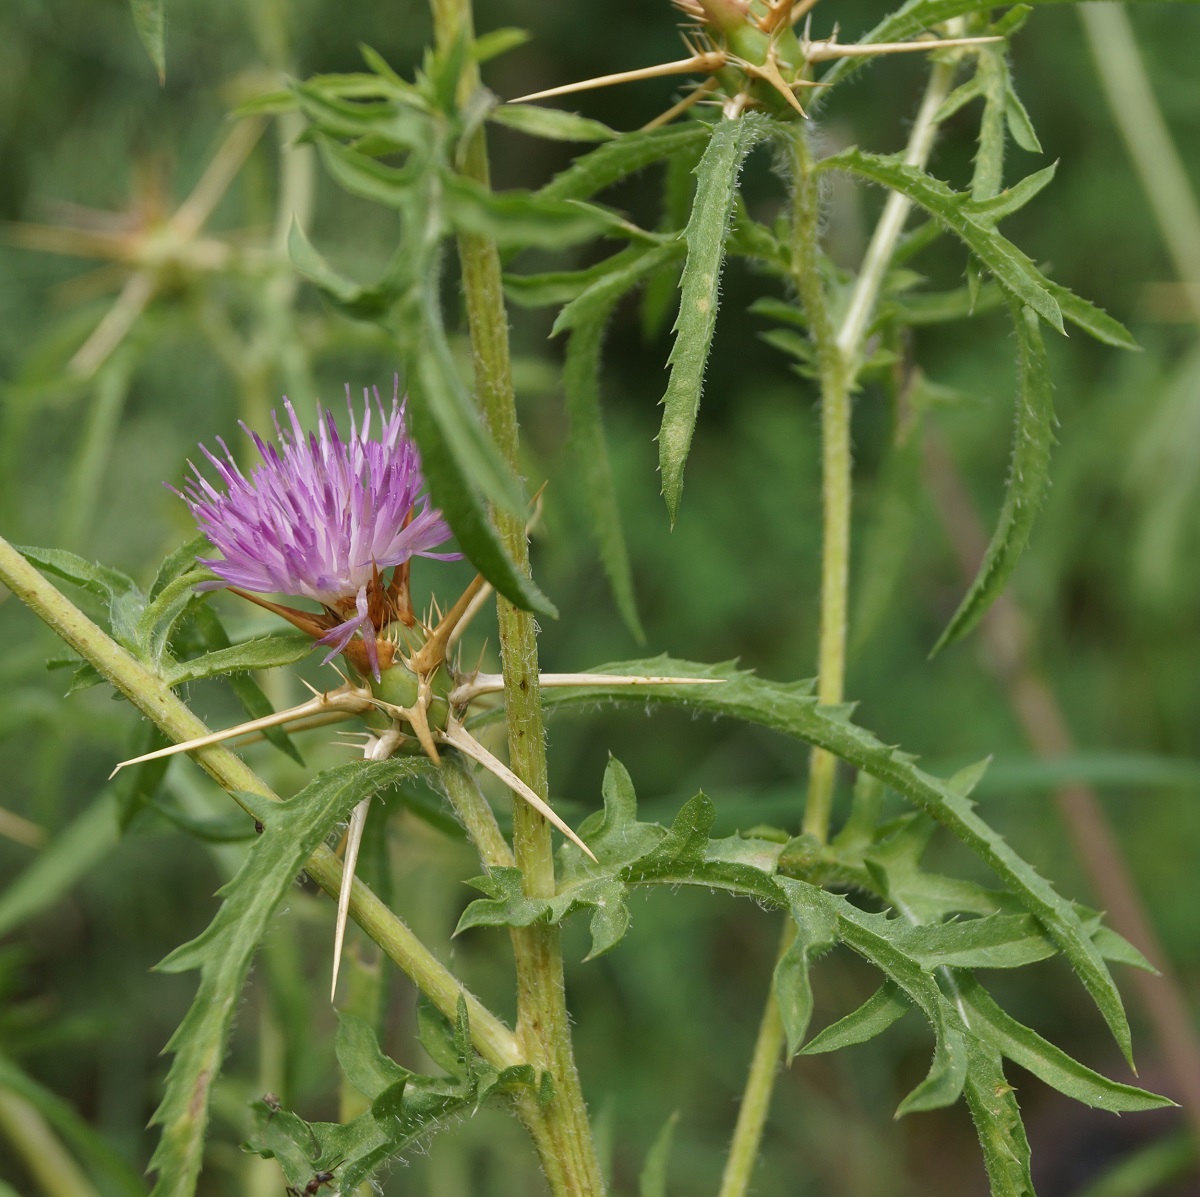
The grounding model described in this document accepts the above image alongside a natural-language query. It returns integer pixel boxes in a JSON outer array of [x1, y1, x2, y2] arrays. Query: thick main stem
[[430, 2, 604, 1192], [0, 536, 520, 1071], [719, 55, 961, 1197]]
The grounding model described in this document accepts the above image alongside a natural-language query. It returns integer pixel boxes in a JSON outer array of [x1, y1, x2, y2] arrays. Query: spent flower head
[[177, 382, 457, 678]]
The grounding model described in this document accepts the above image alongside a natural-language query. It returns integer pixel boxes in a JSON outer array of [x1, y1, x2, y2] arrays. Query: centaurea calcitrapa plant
[[0, 0, 1185, 1195]]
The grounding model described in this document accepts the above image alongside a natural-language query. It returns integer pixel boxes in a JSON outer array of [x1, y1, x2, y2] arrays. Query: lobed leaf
[[511, 656, 1135, 1062], [660, 113, 772, 522]]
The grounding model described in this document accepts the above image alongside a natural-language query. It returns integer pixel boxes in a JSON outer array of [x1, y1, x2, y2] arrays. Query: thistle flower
[[178, 384, 457, 679]]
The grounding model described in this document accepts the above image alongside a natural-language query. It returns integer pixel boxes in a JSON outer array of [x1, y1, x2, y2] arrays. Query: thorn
[[441, 719, 598, 863], [331, 796, 371, 1002], [509, 52, 727, 104], [803, 34, 1002, 63], [109, 685, 374, 777], [412, 574, 488, 675]]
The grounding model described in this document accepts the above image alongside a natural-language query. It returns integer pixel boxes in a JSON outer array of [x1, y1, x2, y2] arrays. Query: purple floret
[[177, 383, 457, 674]]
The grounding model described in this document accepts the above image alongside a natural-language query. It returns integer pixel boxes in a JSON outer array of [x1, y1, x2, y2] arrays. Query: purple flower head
[[177, 382, 457, 678]]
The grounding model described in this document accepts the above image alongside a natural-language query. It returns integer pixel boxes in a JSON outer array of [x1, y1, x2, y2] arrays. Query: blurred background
[[1, 1, 1199, 1194]]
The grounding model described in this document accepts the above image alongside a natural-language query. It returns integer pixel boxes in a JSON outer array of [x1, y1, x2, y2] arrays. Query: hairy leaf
[[164, 634, 314, 686], [148, 760, 426, 1197], [538, 122, 713, 204], [958, 976, 1170, 1112], [660, 114, 772, 522], [820, 148, 1064, 332], [510, 657, 1134, 1061], [802, 981, 911, 1055], [932, 303, 1054, 653]]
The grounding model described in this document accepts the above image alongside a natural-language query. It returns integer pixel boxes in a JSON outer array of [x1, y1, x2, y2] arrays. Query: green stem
[[0, 535, 520, 1070], [430, 2, 604, 1193], [719, 54, 962, 1197], [440, 756, 516, 870]]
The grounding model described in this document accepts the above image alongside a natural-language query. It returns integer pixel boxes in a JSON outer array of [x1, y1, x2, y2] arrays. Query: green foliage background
[[1, 1, 1199, 1194]]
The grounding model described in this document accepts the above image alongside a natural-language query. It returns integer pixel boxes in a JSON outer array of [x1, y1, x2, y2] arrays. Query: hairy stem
[[440, 756, 516, 870], [0, 535, 520, 1071], [720, 53, 962, 1197], [431, 1, 605, 1192]]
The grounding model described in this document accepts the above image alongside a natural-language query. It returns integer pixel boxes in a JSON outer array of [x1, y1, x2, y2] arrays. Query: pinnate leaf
[[513, 656, 1135, 1062]]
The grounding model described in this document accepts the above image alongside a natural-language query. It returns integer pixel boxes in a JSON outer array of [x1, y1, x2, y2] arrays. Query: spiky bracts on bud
[[177, 382, 458, 679], [512, 0, 999, 122]]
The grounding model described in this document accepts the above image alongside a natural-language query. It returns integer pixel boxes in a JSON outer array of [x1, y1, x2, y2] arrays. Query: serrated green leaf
[[516, 657, 1133, 1062], [1005, 87, 1042, 154], [962, 1035, 1035, 1197], [337, 1012, 413, 1098], [660, 114, 772, 521], [149, 535, 210, 601], [136, 568, 216, 664], [1090, 925, 1155, 972], [491, 104, 615, 143], [164, 634, 314, 686], [17, 545, 137, 604], [972, 50, 1008, 200], [968, 163, 1057, 222], [802, 981, 911, 1055], [1043, 278, 1138, 349], [149, 759, 426, 1197], [819, 148, 1064, 333], [958, 976, 1171, 1113], [538, 122, 713, 204], [129, 0, 165, 83], [642, 133, 707, 339], [782, 881, 969, 1114], [932, 303, 1053, 653], [639, 1111, 679, 1197]]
